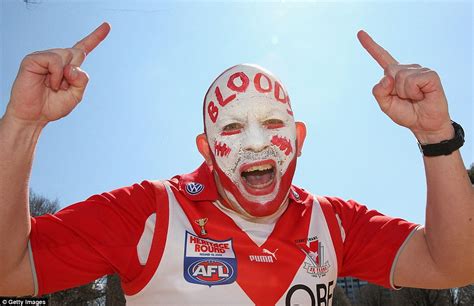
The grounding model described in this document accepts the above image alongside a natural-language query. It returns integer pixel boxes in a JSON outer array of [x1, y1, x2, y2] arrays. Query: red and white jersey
[[29, 163, 418, 305]]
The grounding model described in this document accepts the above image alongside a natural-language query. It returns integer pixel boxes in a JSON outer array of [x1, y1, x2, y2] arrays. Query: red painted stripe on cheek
[[214, 141, 232, 157], [271, 135, 293, 156]]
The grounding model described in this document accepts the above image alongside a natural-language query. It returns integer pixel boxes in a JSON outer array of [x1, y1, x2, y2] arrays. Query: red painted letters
[[208, 102, 219, 123], [274, 81, 288, 103], [215, 86, 236, 107], [207, 71, 292, 123], [227, 72, 250, 93], [254, 73, 272, 93]]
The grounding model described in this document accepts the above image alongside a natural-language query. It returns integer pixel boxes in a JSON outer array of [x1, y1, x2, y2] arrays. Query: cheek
[[269, 128, 296, 173], [271, 135, 294, 156], [214, 141, 231, 157], [270, 125, 296, 152], [212, 136, 243, 176]]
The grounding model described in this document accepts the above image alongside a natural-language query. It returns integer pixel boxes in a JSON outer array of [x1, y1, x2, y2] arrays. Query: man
[[0, 23, 472, 305]]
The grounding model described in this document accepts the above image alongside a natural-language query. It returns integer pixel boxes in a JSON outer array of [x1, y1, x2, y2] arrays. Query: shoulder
[[290, 185, 364, 214]]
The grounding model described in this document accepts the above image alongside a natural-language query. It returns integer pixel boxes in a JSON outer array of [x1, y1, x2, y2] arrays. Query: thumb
[[372, 75, 394, 113], [63, 65, 89, 102], [64, 65, 89, 89]]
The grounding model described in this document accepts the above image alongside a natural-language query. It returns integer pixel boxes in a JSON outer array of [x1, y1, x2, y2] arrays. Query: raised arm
[[357, 30, 474, 288], [0, 23, 110, 296]]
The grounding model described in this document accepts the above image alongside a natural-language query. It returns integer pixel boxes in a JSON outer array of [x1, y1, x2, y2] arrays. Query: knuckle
[[71, 48, 86, 61], [405, 73, 417, 83], [427, 70, 439, 79], [385, 64, 398, 76], [49, 52, 63, 64], [395, 69, 408, 79], [64, 49, 74, 62], [21, 54, 35, 66], [371, 85, 378, 96]]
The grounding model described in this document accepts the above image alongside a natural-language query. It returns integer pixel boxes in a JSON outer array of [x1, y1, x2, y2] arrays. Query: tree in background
[[29, 191, 60, 217], [332, 285, 352, 306], [105, 274, 126, 306], [449, 285, 474, 305], [358, 283, 392, 306], [391, 287, 451, 306]]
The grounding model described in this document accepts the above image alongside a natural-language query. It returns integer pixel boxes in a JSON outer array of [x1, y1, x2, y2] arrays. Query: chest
[[126, 188, 338, 306]]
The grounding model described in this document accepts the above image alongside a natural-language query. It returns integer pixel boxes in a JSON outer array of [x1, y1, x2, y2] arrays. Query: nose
[[242, 121, 269, 152]]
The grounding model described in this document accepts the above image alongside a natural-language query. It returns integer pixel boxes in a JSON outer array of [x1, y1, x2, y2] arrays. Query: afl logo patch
[[184, 231, 237, 287], [185, 182, 204, 195], [187, 259, 234, 286]]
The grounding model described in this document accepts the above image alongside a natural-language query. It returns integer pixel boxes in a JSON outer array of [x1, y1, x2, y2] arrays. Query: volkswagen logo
[[185, 182, 204, 195]]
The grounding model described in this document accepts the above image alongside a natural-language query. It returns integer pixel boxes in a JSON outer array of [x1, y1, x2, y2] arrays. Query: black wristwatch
[[417, 121, 465, 157]]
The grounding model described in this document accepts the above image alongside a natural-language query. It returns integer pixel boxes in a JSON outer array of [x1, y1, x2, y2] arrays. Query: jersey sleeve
[[323, 196, 419, 289], [29, 180, 160, 296]]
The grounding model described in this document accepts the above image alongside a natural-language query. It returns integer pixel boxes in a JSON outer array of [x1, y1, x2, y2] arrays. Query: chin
[[215, 158, 297, 218]]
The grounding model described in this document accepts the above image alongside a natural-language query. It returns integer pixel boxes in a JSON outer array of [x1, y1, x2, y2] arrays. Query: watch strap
[[418, 121, 465, 157]]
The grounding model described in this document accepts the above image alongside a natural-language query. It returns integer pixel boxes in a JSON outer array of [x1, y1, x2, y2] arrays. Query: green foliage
[[355, 282, 474, 306]]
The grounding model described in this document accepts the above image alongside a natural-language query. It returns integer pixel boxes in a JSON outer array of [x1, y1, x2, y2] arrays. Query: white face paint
[[203, 64, 297, 217]]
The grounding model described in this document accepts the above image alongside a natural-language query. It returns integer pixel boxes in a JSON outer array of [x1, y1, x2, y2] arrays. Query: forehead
[[203, 64, 294, 127], [217, 96, 290, 122]]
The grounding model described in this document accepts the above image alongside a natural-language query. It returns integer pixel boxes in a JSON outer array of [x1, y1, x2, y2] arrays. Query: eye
[[263, 119, 284, 129], [221, 123, 243, 136]]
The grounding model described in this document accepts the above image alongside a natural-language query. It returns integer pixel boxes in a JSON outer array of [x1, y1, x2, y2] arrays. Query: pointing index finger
[[73, 22, 111, 55], [357, 30, 398, 69]]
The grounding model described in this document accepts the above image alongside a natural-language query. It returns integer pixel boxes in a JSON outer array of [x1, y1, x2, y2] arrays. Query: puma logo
[[262, 248, 279, 260], [249, 248, 279, 263]]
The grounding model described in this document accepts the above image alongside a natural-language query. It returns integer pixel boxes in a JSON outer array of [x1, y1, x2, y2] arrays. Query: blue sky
[[1, 0, 472, 224]]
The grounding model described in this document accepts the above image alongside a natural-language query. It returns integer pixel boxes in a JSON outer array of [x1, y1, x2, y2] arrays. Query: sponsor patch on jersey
[[184, 231, 237, 286], [185, 182, 204, 195]]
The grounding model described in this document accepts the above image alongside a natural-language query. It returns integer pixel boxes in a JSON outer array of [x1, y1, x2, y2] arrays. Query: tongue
[[244, 171, 273, 187]]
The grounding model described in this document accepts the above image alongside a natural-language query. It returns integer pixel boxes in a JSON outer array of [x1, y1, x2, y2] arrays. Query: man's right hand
[[5, 22, 110, 127]]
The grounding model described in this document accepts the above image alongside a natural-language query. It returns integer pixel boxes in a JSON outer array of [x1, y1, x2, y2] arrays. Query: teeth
[[245, 164, 273, 173]]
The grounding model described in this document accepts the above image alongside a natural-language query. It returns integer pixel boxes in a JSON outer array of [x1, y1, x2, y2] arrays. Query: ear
[[295, 121, 307, 157], [196, 133, 213, 166]]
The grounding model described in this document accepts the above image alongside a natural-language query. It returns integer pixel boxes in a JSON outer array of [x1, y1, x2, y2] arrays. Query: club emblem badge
[[298, 239, 331, 278]]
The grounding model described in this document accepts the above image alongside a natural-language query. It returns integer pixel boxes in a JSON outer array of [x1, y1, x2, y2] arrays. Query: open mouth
[[240, 160, 277, 195]]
